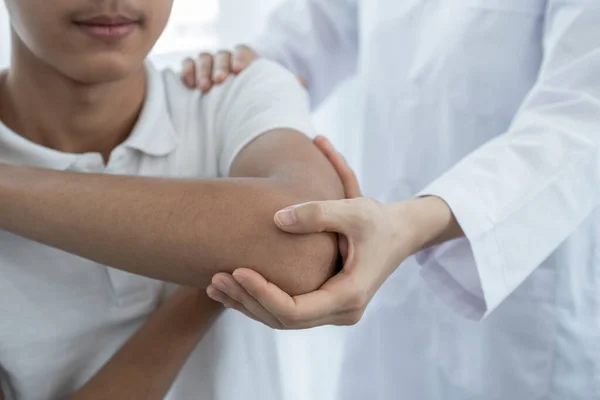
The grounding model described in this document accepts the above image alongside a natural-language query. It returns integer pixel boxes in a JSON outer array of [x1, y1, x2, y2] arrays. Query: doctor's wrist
[[388, 196, 464, 255]]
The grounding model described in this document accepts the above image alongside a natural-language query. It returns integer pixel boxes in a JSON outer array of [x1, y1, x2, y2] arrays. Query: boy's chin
[[61, 55, 146, 85]]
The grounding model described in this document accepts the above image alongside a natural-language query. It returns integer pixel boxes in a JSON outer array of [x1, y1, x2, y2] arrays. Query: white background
[[0, 1, 361, 399]]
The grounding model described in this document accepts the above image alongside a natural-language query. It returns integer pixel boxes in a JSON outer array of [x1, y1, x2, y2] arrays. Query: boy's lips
[[73, 15, 140, 40]]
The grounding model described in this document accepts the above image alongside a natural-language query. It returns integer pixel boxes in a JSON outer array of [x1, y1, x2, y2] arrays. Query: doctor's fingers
[[181, 57, 196, 89], [180, 51, 232, 92], [182, 53, 215, 91], [232, 45, 258, 73], [274, 198, 379, 239], [206, 285, 267, 325], [233, 268, 367, 328], [313, 136, 362, 198], [208, 273, 284, 329], [181, 45, 257, 91], [194, 51, 233, 90], [181, 52, 215, 92], [212, 50, 233, 83]]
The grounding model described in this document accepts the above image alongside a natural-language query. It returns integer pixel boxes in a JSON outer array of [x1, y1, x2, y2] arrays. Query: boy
[[0, 0, 343, 398]]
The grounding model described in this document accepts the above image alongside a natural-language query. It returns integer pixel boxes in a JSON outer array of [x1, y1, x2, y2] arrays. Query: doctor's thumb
[[274, 201, 350, 235]]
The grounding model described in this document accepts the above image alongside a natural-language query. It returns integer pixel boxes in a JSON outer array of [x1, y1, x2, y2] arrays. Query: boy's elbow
[[269, 232, 339, 296], [245, 180, 344, 295]]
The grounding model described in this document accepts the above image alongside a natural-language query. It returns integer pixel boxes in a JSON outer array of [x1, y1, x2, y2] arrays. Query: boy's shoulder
[[151, 58, 310, 140], [156, 59, 306, 112], [145, 58, 313, 177]]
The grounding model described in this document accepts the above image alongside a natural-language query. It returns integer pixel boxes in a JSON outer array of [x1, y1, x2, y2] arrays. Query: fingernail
[[275, 208, 297, 226], [232, 271, 246, 285], [206, 286, 215, 298], [200, 77, 210, 88], [213, 281, 226, 292], [206, 286, 220, 300]]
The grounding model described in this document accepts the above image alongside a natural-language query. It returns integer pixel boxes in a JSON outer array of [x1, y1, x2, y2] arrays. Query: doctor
[[184, 1, 600, 399]]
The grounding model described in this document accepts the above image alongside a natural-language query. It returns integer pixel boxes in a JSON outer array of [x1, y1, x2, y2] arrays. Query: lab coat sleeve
[[249, 0, 359, 109], [415, 1, 600, 321]]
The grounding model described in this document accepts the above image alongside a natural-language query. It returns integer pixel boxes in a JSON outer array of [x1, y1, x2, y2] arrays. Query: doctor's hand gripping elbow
[[206, 137, 464, 329]]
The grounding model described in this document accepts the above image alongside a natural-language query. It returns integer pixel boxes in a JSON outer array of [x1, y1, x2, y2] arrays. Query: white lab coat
[[254, 0, 600, 399]]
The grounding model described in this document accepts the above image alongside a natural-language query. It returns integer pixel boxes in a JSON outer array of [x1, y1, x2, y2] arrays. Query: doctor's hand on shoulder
[[180, 45, 306, 92], [206, 136, 463, 329]]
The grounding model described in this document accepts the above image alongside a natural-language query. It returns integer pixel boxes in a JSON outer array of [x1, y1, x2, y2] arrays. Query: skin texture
[[0, 130, 343, 294], [0, 0, 342, 397]]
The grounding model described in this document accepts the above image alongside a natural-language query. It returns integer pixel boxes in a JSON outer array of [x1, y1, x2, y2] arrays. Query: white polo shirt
[[0, 59, 314, 400]]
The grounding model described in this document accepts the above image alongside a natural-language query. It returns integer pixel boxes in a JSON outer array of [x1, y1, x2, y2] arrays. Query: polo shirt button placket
[[105, 148, 128, 173], [71, 153, 105, 173]]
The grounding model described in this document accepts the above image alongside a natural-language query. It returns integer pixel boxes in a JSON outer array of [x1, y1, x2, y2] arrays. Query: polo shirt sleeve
[[210, 59, 317, 177]]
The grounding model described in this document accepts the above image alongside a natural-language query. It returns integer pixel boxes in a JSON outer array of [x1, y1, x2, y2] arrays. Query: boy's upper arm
[[229, 128, 342, 198], [213, 59, 343, 197], [210, 59, 318, 178]]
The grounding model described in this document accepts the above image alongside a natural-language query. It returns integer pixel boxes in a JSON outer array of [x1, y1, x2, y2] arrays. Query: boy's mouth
[[73, 15, 140, 40]]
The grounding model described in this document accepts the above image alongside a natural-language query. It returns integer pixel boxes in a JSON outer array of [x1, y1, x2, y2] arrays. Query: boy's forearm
[[0, 163, 340, 295], [70, 288, 222, 400]]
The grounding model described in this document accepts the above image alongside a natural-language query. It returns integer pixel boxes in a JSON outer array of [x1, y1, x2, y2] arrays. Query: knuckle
[[215, 49, 232, 58], [349, 198, 381, 230], [356, 208, 371, 226], [229, 285, 248, 302], [310, 203, 330, 227], [234, 45, 257, 61], [181, 57, 195, 69], [365, 197, 382, 207], [347, 290, 368, 311], [214, 51, 233, 77], [343, 311, 364, 326], [198, 52, 213, 62], [342, 200, 370, 229], [228, 288, 244, 302], [240, 296, 257, 310], [272, 321, 286, 330], [222, 298, 236, 309], [279, 312, 301, 328], [215, 52, 232, 67], [234, 44, 253, 53], [197, 54, 213, 71], [279, 317, 295, 328]]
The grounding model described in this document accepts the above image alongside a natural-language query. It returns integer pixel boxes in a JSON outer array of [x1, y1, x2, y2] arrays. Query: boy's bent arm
[[69, 288, 222, 400], [0, 130, 344, 295]]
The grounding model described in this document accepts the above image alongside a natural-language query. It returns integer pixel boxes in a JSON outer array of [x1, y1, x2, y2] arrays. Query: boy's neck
[[0, 41, 147, 163]]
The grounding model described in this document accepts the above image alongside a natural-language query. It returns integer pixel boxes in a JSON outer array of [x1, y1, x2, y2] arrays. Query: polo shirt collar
[[120, 62, 178, 157], [0, 62, 178, 170]]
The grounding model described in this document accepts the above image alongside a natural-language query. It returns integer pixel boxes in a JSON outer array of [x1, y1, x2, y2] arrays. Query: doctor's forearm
[[0, 164, 340, 295]]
